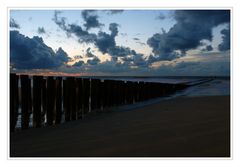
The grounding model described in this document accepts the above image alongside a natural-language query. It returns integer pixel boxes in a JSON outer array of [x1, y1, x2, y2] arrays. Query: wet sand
[[10, 95, 230, 157]]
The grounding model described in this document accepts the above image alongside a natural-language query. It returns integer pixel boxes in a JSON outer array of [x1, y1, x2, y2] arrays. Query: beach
[[10, 95, 230, 157]]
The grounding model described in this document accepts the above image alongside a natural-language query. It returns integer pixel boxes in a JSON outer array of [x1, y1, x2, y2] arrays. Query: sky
[[9, 9, 230, 76]]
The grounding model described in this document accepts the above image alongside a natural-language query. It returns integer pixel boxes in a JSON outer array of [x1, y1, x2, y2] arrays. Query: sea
[[15, 76, 230, 129]]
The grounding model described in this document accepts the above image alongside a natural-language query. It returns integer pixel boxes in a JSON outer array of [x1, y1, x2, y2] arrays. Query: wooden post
[[82, 78, 90, 114], [109, 80, 115, 106], [76, 78, 84, 119], [118, 81, 125, 105], [115, 80, 121, 105], [135, 81, 139, 102], [69, 77, 77, 121], [32, 76, 43, 128], [10, 73, 19, 132], [139, 81, 145, 101], [41, 79, 47, 125], [63, 79, 70, 121], [102, 80, 106, 108], [99, 79, 104, 110], [46, 77, 55, 125], [101, 80, 107, 109], [55, 77, 62, 124], [76, 78, 83, 119], [91, 79, 101, 111], [20, 75, 31, 129], [126, 81, 134, 104]]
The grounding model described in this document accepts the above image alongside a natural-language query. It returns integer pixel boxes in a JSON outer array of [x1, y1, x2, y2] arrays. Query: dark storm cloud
[[119, 53, 148, 67], [74, 55, 83, 59], [202, 45, 213, 52], [68, 24, 97, 43], [53, 11, 68, 31], [87, 56, 100, 65], [95, 31, 116, 54], [95, 23, 140, 58], [53, 12, 136, 58], [147, 10, 230, 62], [109, 23, 119, 37], [55, 47, 71, 62], [105, 10, 124, 15], [108, 46, 135, 57], [93, 23, 137, 57], [147, 54, 158, 64], [53, 11, 97, 43], [37, 27, 46, 34], [218, 25, 230, 51], [85, 47, 96, 57], [120, 33, 127, 37], [83, 58, 133, 74], [136, 41, 146, 46], [156, 13, 166, 20], [73, 60, 84, 67], [133, 37, 146, 46], [94, 23, 119, 54], [10, 30, 70, 69], [132, 54, 148, 67], [53, 11, 147, 67], [82, 10, 104, 30], [10, 18, 20, 29], [133, 37, 140, 41]]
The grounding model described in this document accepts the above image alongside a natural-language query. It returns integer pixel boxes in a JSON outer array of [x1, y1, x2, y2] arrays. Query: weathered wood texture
[[10, 74, 189, 131]]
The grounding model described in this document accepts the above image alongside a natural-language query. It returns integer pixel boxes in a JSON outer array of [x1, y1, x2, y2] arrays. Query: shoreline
[[10, 95, 230, 157]]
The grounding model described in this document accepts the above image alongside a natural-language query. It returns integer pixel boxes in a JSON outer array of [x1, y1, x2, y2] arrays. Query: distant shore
[[10, 95, 230, 157]]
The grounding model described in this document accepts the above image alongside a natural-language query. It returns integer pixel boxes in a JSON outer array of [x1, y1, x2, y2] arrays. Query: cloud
[[87, 56, 100, 65], [94, 23, 139, 58], [10, 30, 70, 69], [150, 51, 230, 76], [95, 31, 116, 54], [82, 10, 104, 30], [136, 41, 146, 46], [147, 54, 159, 64], [156, 13, 166, 20], [218, 25, 230, 51], [109, 23, 119, 37], [120, 33, 127, 37], [84, 59, 132, 74], [90, 23, 137, 58], [85, 47, 96, 57], [94, 23, 120, 54], [133, 37, 146, 46], [108, 46, 135, 57], [53, 11, 147, 67], [202, 45, 213, 52], [73, 60, 84, 67], [55, 47, 71, 62], [10, 18, 20, 29], [53, 11, 97, 43], [69, 51, 229, 76], [147, 10, 230, 62], [68, 24, 97, 43], [132, 54, 148, 67], [53, 11, 68, 31], [37, 27, 46, 34], [53, 12, 135, 58], [73, 55, 83, 59], [133, 37, 140, 41], [106, 10, 124, 15]]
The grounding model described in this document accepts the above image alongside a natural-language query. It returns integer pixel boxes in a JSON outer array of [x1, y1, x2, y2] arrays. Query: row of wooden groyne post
[[10, 73, 189, 132]]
